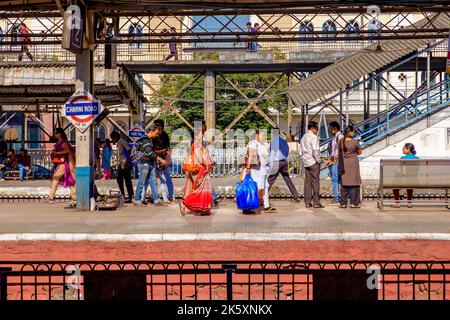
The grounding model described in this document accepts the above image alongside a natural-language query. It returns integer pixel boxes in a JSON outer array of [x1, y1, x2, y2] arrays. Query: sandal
[[350, 204, 361, 208], [179, 201, 187, 216], [43, 198, 55, 204], [339, 204, 347, 208]]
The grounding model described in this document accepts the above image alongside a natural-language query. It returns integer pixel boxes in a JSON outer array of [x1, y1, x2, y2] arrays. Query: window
[[344, 20, 359, 40], [299, 21, 314, 39], [321, 20, 337, 38], [115, 121, 129, 139], [94, 123, 106, 141], [420, 71, 436, 86], [66, 124, 76, 142]]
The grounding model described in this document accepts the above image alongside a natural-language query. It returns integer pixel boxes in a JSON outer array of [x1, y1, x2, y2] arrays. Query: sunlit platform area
[[0, 199, 449, 240]]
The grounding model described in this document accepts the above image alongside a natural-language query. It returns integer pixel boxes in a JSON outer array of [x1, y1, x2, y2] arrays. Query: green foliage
[[157, 73, 288, 135]]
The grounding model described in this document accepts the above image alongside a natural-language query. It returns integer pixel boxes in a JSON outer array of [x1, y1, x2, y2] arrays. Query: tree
[[155, 73, 288, 135]]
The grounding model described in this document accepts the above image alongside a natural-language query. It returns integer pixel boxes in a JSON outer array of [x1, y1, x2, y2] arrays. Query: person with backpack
[[132, 124, 166, 206], [111, 131, 134, 203], [324, 121, 344, 205]]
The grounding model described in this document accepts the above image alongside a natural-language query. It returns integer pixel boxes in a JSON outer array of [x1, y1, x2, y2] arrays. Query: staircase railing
[[319, 78, 450, 151]]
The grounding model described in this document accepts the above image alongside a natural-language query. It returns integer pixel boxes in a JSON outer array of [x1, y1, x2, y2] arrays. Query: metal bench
[[378, 159, 450, 209], [3, 169, 35, 180]]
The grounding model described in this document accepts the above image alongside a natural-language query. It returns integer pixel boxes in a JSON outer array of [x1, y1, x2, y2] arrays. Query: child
[[102, 139, 112, 180]]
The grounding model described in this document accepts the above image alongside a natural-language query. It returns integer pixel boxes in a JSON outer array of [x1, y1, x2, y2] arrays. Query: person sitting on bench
[[392, 143, 418, 208], [17, 148, 31, 181]]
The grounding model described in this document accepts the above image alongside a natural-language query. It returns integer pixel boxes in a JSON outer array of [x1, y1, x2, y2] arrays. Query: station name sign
[[62, 90, 103, 133]]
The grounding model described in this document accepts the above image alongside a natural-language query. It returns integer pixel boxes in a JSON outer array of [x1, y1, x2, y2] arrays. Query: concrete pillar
[[287, 73, 292, 140], [204, 70, 216, 131], [75, 48, 94, 211]]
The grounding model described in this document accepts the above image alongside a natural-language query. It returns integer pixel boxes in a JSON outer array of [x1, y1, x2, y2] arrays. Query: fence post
[[0, 267, 12, 301], [222, 264, 237, 301]]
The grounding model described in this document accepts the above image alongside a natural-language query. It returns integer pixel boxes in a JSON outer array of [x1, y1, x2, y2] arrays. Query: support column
[[21, 113, 27, 149], [204, 70, 216, 131], [75, 48, 95, 211], [287, 73, 292, 141]]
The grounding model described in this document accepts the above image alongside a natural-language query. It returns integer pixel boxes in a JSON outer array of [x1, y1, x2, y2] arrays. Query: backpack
[[130, 139, 144, 165]]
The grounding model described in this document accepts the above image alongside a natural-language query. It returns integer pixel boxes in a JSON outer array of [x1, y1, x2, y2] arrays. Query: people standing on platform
[[153, 119, 174, 203], [101, 138, 112, 180], [46, 128, 76, 204], [324, 121, 344, 205], [94, 138, 102, 178], [133, 124, 166, 207], [18, 22, 33, 61], [164, 27, 178, 61], [245, 129, 274, 212], [299, 121, 324, 208], [339, 125, 362, 208], [392, 143, 419, 208], [110, 131, 134, 203], [267, 131, 300, 203], [17, 148, 31, 182]]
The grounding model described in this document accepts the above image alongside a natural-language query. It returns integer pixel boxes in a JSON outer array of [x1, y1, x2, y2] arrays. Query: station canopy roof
[[2, 0, 450, 11]]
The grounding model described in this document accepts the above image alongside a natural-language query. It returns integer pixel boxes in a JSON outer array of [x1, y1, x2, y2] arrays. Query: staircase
[[320, 79, 450, 157]]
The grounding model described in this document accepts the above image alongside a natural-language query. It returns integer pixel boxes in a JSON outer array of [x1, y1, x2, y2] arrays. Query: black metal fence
[[0, 261, 449, 301], [1, 192, 448, 203]]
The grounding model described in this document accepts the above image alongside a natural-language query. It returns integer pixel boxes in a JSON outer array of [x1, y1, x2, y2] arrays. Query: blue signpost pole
[[75, 44, 94, 211]]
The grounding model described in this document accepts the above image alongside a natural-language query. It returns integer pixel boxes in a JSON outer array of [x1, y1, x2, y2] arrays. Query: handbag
[[236, 173, 260, 210], [182, 144, 205, 174], [51, 152, 65, 164]]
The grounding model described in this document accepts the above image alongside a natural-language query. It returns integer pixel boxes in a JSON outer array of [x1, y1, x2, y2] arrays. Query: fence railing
[[0, 261, 449, 300], [1, 40, 447, 64], [25, 147, 303, 178]]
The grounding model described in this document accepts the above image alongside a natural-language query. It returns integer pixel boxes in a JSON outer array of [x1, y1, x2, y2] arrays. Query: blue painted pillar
[[75, 48, 94, 211]]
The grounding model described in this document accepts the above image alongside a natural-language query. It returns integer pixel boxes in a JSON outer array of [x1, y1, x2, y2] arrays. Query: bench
[[378, 159, 450, 209]]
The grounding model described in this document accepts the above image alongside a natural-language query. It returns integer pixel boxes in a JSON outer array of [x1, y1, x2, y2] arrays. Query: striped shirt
[[138, 137, 158, 165]]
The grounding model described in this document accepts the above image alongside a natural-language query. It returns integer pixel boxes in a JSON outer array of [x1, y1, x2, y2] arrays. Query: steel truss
[[0, 8, 449, 45]]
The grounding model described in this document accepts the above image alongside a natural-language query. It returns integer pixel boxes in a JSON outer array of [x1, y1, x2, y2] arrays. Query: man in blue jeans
[[324, 121, 344, 205], [153, 119, 174, 202], [133, 124, 166, 206]]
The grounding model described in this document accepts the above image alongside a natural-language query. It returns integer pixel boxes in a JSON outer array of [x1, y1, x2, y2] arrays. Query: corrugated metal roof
[[287, 12, 450, 108]]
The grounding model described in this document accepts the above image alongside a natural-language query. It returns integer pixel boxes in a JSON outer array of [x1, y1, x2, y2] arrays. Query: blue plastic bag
[[236, 173, 260, 210]]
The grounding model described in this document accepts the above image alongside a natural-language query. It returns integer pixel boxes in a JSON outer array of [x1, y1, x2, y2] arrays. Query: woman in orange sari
[[179, 121, 213, 215]]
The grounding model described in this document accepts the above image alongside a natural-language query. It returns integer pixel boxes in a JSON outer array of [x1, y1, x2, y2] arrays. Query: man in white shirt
[[299, 121, 324, 208]]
